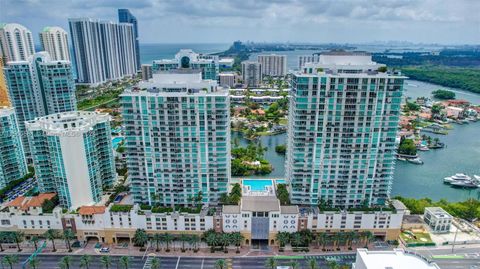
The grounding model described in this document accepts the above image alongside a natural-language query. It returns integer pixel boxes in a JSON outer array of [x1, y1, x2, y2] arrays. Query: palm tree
[[327, 260, 339, 269], [44, 229, 59, 252], [119, 256, 130, 269], [214, 259, 226, 269], [0, 231, 7, 252], [162, 233, 174, 252], [2, 255, 18, 269], [29, 256, 40, 269], [59, 256, 72, 269], [264, 257, 277, 269], [179, 234, 189, 252], [150, 257, 160, 269], [364, 231, 375, 248], [230, 232, 244, 253], [307, 258, 318, 269], [63, 229, 75, 252], [290, 232, 303, 248], [220, 233, 230, 253], [276, 232, 290, 251], [9, 231, 24, 252], [289, 261, 300, 269], [100, 256, 112, 269], [151, 233, 162, 252], [30, 236, 39, 251], [318, 232, 329, 251], [205, 232, 219, 253], [80, 255, 92, 269], [188, 234, 200, 252], [133, 229, 149, 249], [344, 231, 355, 250]]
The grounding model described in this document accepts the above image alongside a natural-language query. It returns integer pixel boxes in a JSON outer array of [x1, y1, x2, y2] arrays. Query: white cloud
[[0, 0, 478, 43]]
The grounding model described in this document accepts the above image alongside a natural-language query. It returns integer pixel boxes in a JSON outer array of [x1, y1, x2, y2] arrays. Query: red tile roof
[[78, 206, 106, 215]]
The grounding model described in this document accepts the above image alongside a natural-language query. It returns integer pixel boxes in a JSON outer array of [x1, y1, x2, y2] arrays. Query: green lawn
[[400, 231, 433, 244]]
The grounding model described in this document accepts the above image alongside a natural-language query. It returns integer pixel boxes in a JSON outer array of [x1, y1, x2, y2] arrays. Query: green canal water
[[235, 80, 480, 202]]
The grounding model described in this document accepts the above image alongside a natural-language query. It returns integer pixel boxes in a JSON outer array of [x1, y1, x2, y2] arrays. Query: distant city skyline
[[1, 0, 479, 45]]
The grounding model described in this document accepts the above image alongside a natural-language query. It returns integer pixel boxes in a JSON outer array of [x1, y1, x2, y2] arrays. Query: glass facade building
[[121, 70, 230, 207], [285, 52, 405, 208], [0, 107, 28, 188], [26, 111, 116, 209], [118, 9, 140, 71], [4, 52, 77, 160]]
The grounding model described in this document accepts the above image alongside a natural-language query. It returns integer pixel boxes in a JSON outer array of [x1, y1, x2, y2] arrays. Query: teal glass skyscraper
[[285, 52, 405, 208], [0, 107, 28, 188], [26, 111, 116, 209], [4, 52, 77, 159], [121, 70, 230, 207]]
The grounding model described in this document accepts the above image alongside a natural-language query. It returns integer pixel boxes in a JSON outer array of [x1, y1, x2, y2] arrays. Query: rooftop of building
[[354, 248, 440, 269], [425, 207, 452, 218], [0, 23, 30, 31], [41, 26, 66, 33], [0, 106, 14, 116], [5, 193, 57, 210], [25, 111, 111, 133], [78, 206, 107, 215], [241, 196, 280, 212], [127, 71, 226, 96], [403, 214, 424, 224]]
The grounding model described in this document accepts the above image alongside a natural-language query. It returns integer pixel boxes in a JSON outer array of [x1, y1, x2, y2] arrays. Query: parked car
[[100, 247, 110, 253]]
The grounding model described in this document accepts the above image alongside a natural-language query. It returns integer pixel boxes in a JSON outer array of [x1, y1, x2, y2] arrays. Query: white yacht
[[443, 173, 471, 184]]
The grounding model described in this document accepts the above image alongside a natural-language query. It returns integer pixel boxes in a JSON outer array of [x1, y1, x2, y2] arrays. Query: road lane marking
[[175, 257, 181, 269], [201, 258, 205, 269]]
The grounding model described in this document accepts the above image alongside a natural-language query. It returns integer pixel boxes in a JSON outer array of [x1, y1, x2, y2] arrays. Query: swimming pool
[[112, 137, 124, 150], [242, 179, 273, 191]]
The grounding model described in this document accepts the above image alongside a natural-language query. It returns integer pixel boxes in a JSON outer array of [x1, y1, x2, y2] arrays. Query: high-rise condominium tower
[[4, 52, 77, 159], [121, 70, 230, 207], [118, 9, 140, 71], [0, 23, 35, 62], [0, 107, 28, 188], [152, 49, 218, 80], [257, 54, 287, 77], [286, 52, 405, 208], [69, 18, 137, 85], [241, 61, 262, 87], [26, 111, 116, 209], [39, 26, 70, 61]]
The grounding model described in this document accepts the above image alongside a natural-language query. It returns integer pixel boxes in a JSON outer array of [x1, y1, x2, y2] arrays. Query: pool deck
[[237, 178, 288, 197]]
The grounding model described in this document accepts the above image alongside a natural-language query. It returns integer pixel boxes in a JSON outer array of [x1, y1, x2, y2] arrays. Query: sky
[[1, 0, 479, 45]]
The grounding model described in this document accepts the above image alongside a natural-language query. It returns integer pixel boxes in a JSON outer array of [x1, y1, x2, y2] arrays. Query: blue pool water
[[243, 179, 273, 191], [112, 137, 124, 150]]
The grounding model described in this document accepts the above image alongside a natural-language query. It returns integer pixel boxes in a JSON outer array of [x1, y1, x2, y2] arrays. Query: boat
[[450, 179, 480, 188], [443, 173, 472, 184], [397, 157, 407, 161], [407, 157, 424, 165], [418, 146, 429, 151]]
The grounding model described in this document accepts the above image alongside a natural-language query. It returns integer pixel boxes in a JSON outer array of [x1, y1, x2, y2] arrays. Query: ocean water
[[140, 43, 230, 64]]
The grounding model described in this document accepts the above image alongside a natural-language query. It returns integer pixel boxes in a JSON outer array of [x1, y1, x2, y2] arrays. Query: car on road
[[100, 247, 110, 253]]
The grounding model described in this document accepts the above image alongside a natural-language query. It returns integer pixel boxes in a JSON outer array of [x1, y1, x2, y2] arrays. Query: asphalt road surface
[[1, 253, 478, 269], [0, 253, 355, 269]]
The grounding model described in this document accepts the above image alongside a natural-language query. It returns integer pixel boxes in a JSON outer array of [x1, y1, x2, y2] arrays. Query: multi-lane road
[[0, 253, 355, 269], [1, 251, 479, 268]]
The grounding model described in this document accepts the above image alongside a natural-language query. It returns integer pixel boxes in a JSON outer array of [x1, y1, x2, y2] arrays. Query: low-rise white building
[[353, 248, 440, 269], [424, 207, 452, 233]]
